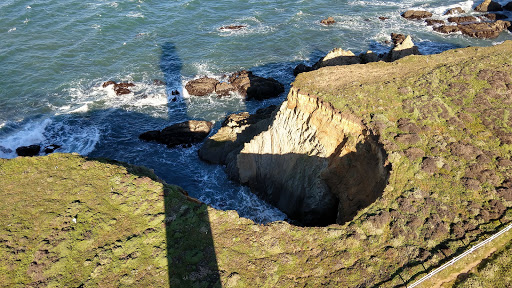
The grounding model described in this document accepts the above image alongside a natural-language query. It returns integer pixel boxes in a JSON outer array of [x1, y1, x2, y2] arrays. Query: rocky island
[[2, 40, 512, 287]]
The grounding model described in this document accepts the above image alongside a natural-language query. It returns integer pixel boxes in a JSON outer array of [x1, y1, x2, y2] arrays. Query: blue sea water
[[1, 0, 511, 222]]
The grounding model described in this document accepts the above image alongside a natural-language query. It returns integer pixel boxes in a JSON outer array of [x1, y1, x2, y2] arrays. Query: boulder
[[102, 81, 136, 96], [425, 19, 445, 26], [228, 71, 284, 100], [444, 7, 465, 15], [185, 77, 220, 96], [434, 25, 461, 34], [320, 17, 336, 25], [448, 16, 478, 24], [475, 0, 503, 12], [139, 120, 213, 148], [313, 48, 361, 69], [293, 63, 313, 76], [16, 145, 41, 157], [387, 35, 421, 61], [480, 13, 508, 21], [359, 51, 382, 64], [391, 33, 406, 45], [458, 20, 511, 38], [401, 10, 433, 20]]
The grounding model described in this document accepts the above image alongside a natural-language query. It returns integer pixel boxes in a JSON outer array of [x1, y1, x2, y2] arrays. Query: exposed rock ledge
[[201, 88, 390, 226]]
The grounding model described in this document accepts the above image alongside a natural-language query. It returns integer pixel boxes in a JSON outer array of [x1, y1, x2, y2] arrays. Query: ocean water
[[1, 0, 511, 222]]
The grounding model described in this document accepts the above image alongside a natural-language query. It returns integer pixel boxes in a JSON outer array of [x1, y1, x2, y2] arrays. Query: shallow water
[[1, 0, 511, 222]]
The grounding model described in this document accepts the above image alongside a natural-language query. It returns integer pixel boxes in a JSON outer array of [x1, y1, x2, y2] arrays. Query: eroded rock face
[[219, 89, 390, 226], [139, 120, 213, 148]]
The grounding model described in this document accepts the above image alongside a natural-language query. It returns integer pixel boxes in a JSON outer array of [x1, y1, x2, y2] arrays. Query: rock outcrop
[[475, 0, 503, 12], [401, 10, 433, 19], [139, 120, 213, 148], [102, 81, 136, 96], [387, 35, 421, 61], [16, 145, 41, 157], [320, 17, 336, 25], [184, 71, 284, 100]]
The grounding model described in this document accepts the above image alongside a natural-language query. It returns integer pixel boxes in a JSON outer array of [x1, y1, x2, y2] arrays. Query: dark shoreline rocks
[[139, 120, 213, 148], [320, 17, 336, 25], [184, 71, 284, 100], [102, 81, 136, 96], [401, 10, 433, 20]]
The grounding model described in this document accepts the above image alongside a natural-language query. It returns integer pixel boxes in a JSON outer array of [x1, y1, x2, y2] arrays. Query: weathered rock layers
[[228, 89, 389, 225]]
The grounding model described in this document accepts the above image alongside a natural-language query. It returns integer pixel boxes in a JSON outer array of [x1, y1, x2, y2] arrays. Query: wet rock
[[425, 19, 445, 26], [320, 17, 336, 25], [391, 33, 406, 45], [475, 0, 503, 12], [228, 71, 284, 100], [102, 81, 136, 96], [185, 77, 220, 96], [219, 25, 247, 31], [139, 120, 213, 148], [293, 63, 313, 76], [153, 79, 166, 86], [215, 82, 235, 97], [458, 20, 511, 38], [16, 145, 41, 157], [480, 13, 508, 21], [433, 25, 461, 34], [102, 81, 116, 88], [448, 16, 478, 24], [171, 90, 180, 95], [401, 10, 433, 20], [43, 144, 61, 154], [379, 16, 389, 21], [444, 7, 465, 15]]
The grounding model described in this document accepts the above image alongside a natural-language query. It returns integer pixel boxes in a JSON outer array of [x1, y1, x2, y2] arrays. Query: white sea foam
[[0, 119, 52, 159], [8, 27, 16, 33], [44, 121, 100, 156], [126, 12, 144, 18]]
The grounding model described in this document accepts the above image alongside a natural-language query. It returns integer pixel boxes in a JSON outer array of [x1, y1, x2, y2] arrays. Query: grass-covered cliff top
[[2, 42, 512, 287]]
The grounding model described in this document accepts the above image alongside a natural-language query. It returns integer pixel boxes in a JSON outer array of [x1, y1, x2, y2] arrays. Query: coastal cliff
[[235, 89, 389, 225], [3, 42, 512, 287]]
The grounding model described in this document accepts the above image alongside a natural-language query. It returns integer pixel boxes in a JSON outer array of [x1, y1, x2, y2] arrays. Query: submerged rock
[[219, 25, 247, 30], [102, 81, 136, 96], [139, 120, 213, 148], [320, 17, 336, 25]]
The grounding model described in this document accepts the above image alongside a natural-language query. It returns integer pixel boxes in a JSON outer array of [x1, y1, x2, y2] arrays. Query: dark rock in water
[[434, 25, 461, 34], [16, 145, 41, 157], [228, 70, 284, 100], [480, 13, 508, 21], [475, 0, 503, 12], [220, 25, 247, 30], [114, 87, 132, 95], [185, 77, 219, 96], [215, 82, 235, 97], [171, 90, 180, 95], [102, 81, 116, 88], [293, 63, 313, 76], [320, 17, 336, 25], [425, 19, 445, 26], [102, 81, 136, 95], [153, 79, 166, 86], [379, 16, 389, 21], [505, 2, 512, 11], [139, 120, 213, 148], [43, 144, 61, 154], [444, 7, 465, 15], [401, 10, 433, 20], [448, 16, 478, 24], [199, 106, 276, 165], [171, 97, 177, 102], [458, 20, 511, 38]]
